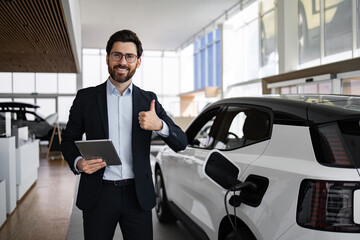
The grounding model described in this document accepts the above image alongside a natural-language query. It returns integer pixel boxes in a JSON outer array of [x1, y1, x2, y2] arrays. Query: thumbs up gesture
[[138, 100, 163, 131]]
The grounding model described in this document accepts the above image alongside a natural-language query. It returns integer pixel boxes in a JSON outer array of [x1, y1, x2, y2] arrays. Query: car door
[[183, 104, 273, 235], [162, 106, 224, 218]]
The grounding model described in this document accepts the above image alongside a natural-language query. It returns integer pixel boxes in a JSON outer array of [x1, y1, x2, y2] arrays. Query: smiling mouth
[[115, 66, 128, 74]]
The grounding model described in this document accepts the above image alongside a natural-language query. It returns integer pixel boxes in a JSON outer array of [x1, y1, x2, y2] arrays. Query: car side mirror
[[203, 150, 241, 190]]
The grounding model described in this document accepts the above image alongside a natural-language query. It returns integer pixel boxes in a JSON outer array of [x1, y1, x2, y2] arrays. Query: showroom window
[[343, 78, 360, 95], [275, 81, 332, 95], [324, 0, 352, 61], [0, 73, 12, 93], [358, 0, 360, 52], [340, 70, 360, 95], [299, 0, 358, 68], [0, 72, 76, 95], [259, 0, 278, 77], [298, 0, 321, 65], [35, 73, 57, 94], [36, 98, 56, 119], [13, 73, 35, 94], [58, 97, 75, 123], [0, 72, 77, 124], [82, 48, 108, 88], [298, 82, 332, 94], [268, 73, 336, 95], [227, 1, 259, 85], [58, 74, 77, 94], [194, 29, 221, 90], [280, 86, 298, 94], [180, 44, 194, 93], [226, 81, 262, 97], [222, 1, 261, 97], [139, 51, 181, 116]]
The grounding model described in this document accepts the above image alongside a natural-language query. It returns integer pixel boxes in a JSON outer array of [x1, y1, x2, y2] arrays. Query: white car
[[154, 95, 360, 240]]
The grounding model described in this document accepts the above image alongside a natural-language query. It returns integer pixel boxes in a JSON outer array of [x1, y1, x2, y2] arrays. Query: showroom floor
[[67, 176, 195, 240], [0, 144, 195, 240], [0, 146, 76, 240]]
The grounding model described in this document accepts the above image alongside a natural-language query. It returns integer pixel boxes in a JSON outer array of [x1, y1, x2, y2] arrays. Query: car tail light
[[297, 179, 360, 232], [310, 122, 359, 168]]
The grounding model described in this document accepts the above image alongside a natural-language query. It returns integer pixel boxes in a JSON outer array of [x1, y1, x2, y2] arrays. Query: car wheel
[[155, 168, 177, 223]]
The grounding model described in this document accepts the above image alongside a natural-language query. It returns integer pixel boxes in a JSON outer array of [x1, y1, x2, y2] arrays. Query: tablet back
[[75, 139, 121, 165]]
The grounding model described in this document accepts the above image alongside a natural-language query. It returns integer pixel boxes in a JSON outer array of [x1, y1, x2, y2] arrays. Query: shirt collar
[[107, 78, 133, 96]]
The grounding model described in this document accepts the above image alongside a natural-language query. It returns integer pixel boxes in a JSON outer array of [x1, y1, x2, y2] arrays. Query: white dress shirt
[[104, 79, 134, 180]]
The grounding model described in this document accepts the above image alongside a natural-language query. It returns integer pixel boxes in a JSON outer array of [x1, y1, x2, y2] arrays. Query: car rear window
[[338, 120, 360, 168], [311, 119, 360, 168]]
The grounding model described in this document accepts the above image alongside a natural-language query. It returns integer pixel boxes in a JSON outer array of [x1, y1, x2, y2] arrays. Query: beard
[[108, 63, 136, 83]]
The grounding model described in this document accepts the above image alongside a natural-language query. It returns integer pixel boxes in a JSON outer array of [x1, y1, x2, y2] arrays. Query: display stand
[[46, 123, 63, 159]]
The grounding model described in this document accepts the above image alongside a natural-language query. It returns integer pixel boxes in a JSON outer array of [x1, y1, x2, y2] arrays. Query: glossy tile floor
[[68, 189, 195, 240], [0, 144, 195, 240], [0, 148, 76, 240]]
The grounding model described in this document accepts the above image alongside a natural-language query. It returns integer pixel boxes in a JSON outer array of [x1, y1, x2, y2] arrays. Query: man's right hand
[[77, 158, 107, 174]]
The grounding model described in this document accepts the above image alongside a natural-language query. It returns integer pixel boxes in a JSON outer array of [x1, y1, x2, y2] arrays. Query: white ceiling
[[80, 0, 239, 51]]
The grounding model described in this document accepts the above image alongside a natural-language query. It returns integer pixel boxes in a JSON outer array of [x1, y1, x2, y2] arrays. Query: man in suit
[[60, 29, 187, 240]]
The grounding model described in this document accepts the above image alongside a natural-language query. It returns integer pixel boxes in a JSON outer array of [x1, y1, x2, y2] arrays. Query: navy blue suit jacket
[[60, 81, 187, 211]]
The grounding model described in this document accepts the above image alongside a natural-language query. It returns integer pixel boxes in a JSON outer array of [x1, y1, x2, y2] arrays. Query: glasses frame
[[110, 52, 138, 63]]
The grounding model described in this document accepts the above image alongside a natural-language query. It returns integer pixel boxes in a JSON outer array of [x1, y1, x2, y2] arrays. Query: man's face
[[106, 41, 141, 84]]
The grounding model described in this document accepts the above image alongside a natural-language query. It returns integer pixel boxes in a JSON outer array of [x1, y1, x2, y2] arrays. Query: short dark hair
[[106, 29, 143, 57]]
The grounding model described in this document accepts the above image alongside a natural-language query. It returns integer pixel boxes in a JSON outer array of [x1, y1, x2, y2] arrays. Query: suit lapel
[[96, 82, 109, 138], [132, 85, 141, 135], [132, 85, 149, 149]]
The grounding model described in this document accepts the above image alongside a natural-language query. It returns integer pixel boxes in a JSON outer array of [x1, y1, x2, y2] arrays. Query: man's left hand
[[138, 100, 163, 131]]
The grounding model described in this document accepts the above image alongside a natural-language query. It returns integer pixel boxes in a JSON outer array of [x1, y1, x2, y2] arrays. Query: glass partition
[[324, 0, 352, 57], [0, 73, 12, 93], [343, 79, 360, 95], [357, 0, 360, 51], [13, 73, 35, 93], [35, 73, 57, 94], [298, 0, 321, 65]]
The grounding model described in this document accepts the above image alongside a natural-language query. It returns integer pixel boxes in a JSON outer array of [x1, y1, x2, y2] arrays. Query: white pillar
[[277, 0, 299, 74]]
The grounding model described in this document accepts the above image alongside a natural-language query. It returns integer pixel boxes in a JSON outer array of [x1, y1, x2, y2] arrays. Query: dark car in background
[[0, 102, 61, 141]]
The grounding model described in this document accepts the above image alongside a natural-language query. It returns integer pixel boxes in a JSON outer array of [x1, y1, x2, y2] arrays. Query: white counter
[[16, 140, 40, 200], [0, 180, 6, 228], [0, 137, 16, 214]]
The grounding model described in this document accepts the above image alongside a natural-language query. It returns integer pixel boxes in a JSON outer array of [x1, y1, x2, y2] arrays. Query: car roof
[[204, 95, 360, 126], [0, 102, 39, 110]]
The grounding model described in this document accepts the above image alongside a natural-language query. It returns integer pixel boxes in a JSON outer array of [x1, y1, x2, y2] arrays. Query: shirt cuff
[[156, 120, 169, 138], [74, 156, 83, 173]]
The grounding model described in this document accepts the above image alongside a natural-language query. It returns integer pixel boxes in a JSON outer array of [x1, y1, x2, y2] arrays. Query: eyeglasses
[[110, 52, 138, 63]]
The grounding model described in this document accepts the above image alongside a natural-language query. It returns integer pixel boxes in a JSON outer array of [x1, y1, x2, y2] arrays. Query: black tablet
[[75, 139, 121, 165]]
